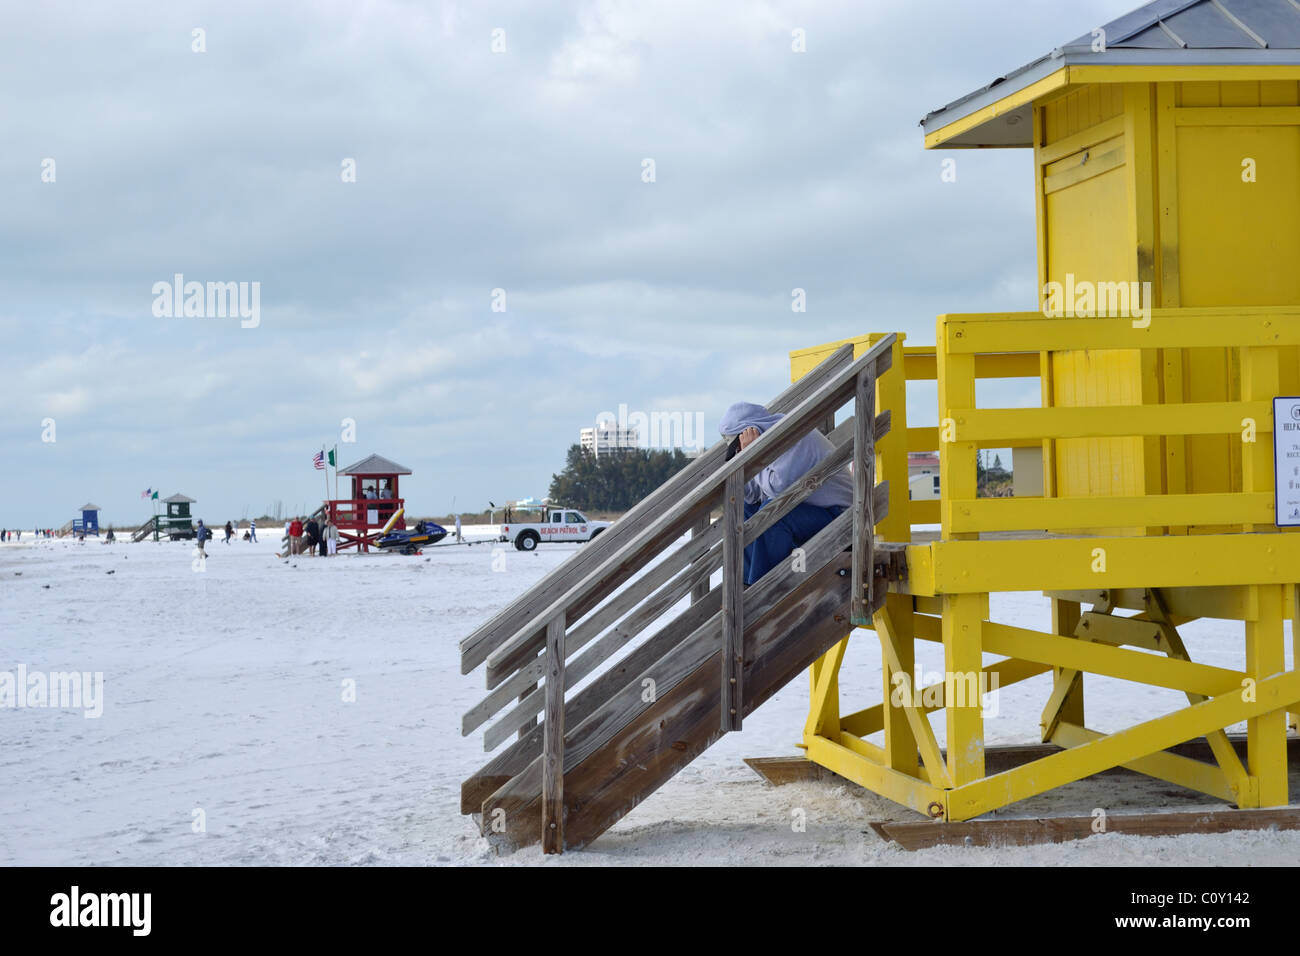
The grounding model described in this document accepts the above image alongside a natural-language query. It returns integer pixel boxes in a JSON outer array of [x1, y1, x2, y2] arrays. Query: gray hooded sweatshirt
[[718, 402, 853, 510]]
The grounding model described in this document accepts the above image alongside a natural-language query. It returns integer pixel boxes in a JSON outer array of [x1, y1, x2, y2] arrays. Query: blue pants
[[743, 500, 844, 586]]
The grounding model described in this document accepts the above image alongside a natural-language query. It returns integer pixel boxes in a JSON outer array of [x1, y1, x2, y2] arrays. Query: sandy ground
[[1, 530, 1297, 866]]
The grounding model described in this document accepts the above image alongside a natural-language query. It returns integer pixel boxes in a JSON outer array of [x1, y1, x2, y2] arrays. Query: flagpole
[[321, 447, 329, 508]]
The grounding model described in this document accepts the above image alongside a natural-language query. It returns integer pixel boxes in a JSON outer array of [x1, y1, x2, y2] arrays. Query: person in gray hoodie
[[718, 401, 853, 586]]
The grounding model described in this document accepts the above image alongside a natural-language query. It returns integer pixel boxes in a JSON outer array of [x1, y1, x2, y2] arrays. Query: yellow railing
[[935, 308, 1300, 540]]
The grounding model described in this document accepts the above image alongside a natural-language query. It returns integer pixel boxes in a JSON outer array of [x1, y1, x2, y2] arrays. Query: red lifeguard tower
[[327, 453, 410, 552]]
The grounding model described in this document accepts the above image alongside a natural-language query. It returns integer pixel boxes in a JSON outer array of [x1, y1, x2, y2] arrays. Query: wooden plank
[[722, 471, 744, 732], [464, 521, 722, 736], [541, 615, 564, 853], [852, 366, 877, 625], [518, 682, 537, 741], [459, 342, 857, 674], [481, 531, 725, 750], [485, 498, 714, 686], [690, 516, 710, 604], [873, 807, 1300, 851], [743, 756, 831, 786]]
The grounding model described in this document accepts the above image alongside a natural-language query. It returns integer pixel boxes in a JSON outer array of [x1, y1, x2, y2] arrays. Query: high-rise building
[[580, 424, 639, 455]]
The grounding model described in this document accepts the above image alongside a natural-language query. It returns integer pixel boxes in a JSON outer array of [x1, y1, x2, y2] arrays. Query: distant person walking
[[195, 520, 211, 557], [224, 520, 234, 544], [249, 519, 257, 542], [305, 516, 321, 557], [289, 517, 303, 555], [455, 514, 462, 544]]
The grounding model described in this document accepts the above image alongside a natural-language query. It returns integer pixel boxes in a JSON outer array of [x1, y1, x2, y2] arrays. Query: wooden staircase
[[459, 337, 899, 852]]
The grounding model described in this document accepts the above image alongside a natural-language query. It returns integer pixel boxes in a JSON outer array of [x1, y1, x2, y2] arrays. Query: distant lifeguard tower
[[72, 503, 100, 537], [327, 454, 410, 552], [158, 494, 197, 540]]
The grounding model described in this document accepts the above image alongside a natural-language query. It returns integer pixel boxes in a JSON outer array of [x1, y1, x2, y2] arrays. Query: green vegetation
[[549, 445, 692, 512]]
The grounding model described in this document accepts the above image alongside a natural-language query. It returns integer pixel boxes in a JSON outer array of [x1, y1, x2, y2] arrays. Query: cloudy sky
[[1, 0, 1135, 527]]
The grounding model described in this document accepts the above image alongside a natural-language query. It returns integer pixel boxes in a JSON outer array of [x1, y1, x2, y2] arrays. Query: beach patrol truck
[[499, 509, 610, 551]]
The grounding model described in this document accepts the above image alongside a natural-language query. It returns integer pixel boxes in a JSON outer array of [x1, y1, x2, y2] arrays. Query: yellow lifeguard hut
[[458, 0, 1300, 854], [791, 0, 1300, 823]]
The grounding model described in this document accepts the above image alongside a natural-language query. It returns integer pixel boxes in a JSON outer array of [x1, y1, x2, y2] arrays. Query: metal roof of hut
[[162, 493, 197, 504], [337, 453, 412, 476], [78, 503, 101, 512], [923, 0, 1300, 147]]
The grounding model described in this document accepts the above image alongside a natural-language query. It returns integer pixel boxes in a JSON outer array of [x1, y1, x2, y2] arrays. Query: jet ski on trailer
[[375, 520, 448, 554]]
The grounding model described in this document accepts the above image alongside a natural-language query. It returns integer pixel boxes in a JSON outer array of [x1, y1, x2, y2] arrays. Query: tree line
[[548, 445, 693, 512]]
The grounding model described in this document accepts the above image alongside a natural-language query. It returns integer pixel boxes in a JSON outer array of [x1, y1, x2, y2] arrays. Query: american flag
[[312, 450, 325, 470], [141, 487, 151, 499]]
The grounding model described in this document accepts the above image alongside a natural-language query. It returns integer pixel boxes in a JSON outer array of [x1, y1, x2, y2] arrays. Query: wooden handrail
[[468, 417, 890, 746], [463, 335, 896, 749], [481, 336, 896, 690], [459, 342, 858, 676]]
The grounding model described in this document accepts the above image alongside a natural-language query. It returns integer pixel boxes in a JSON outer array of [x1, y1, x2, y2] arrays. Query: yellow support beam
[[804, 734, 946, 817], [877, 607, 951, 788], [941, 309, 1300, 354], [1042, 598, 1084, 741], [947, 668, 1300, 821], [839, 656, 1048, 738], [1146, 590, 1250, 798], [941, 593, 985, 786], [1076, 611, 1163, 651], [946, 492, 1273, 534], [1051, 722, 1236, 803], [907, 534, 1300, 595], [804, 638, 846, 741], [952, 401, 1272, 441], [1044, 586, 1263, 622], [1246, 585, 1289, 807]]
